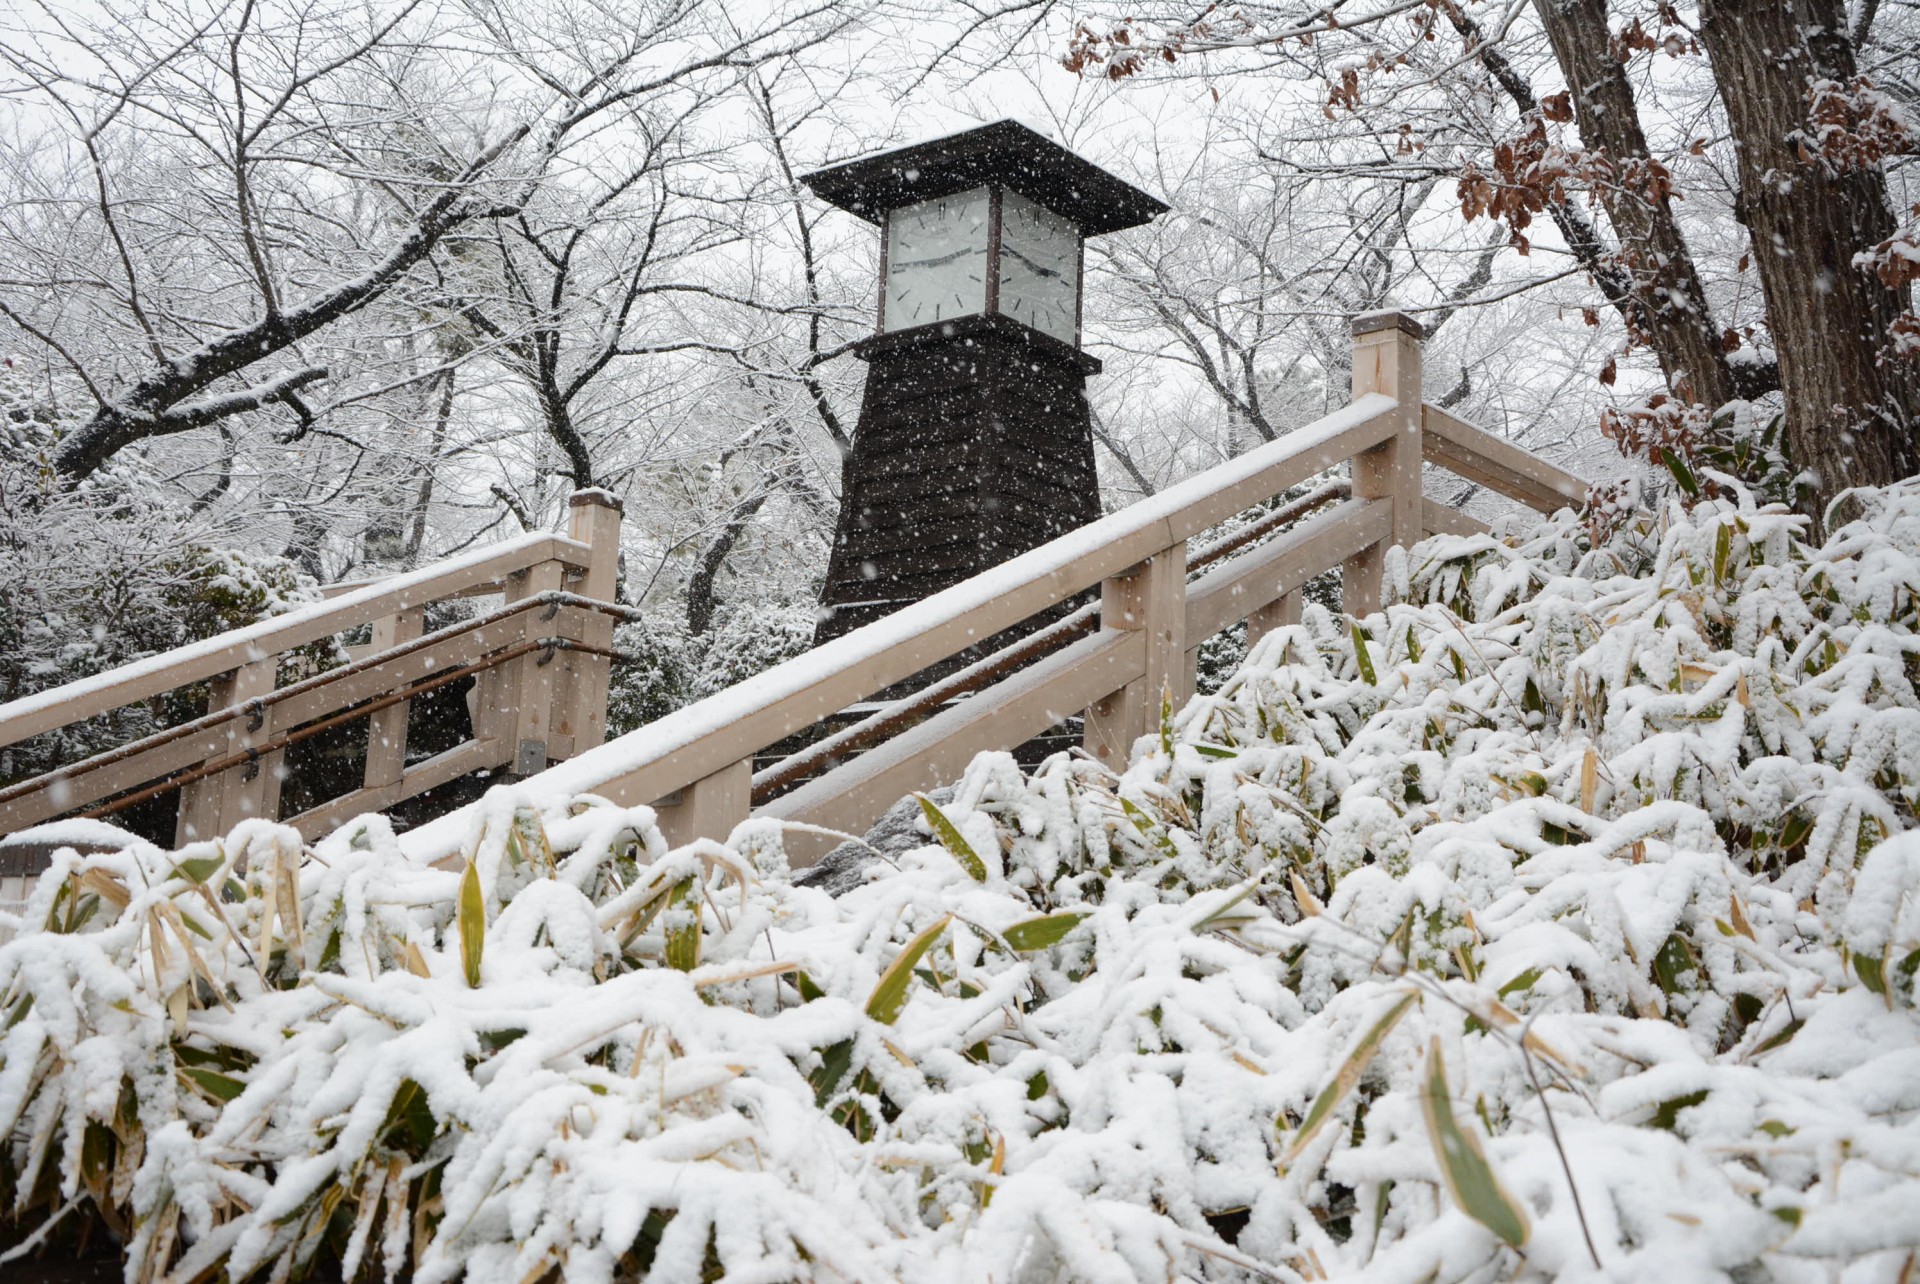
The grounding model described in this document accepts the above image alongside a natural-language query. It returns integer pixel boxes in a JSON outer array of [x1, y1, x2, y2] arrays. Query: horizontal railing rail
[[0, 492, 626, 848]]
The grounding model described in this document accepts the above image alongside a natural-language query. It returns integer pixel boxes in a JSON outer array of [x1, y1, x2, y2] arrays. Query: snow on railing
[[0, 312, 1588, 883]]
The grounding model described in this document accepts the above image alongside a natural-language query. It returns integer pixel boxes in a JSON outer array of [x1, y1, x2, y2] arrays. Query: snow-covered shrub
[[689, 601, 815, 699], [6, 482, 1920, 1281]]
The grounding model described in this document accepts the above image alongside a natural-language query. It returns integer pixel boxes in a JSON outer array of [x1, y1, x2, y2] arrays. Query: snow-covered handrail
[[0, 492, 624, 847], [401, 311, 1587, 866], [0, 313, 1588, 870]]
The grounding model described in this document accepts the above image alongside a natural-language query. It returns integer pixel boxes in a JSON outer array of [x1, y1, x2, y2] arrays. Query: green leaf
[[1160, 686, 1176, 758], [1653, 933, 1698, 996], [810, 1038, 855, 1107], [1752, 1018, 1804, 1055], [1350, 624, 1378, 685], [1003, 912, 1089, 952], [1420, 1036, 1530, 1248], [169, 854, 225, 885], [1854, 949, 1886, 996], [1496, 967, 1544, 1000], [663, 877, 701, 973], [1282, 992, 1416, 1165], [793, 970, 827, 1003], [917, 795, 987, 882], [504, 806, 554, 876], [1713, 522, 1733, 585], [1193, 744, 1238, 759], [867, 914, 952, 1026], [1663, 450, 1701, 498], [1649, 1089, 1708, 1131], [180, 1066, 245, 1102], [457, 858, 485, 989]]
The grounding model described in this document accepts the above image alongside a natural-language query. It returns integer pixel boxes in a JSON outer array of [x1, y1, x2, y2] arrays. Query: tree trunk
[[685, 491, 770, 637], [1534, 0, 1743, 410], [1698, 0, 1919, 518]]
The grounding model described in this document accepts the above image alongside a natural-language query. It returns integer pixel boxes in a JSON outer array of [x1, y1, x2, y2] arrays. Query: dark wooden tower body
[[816, 314, 1101, 639], [803, 121, 1167, 648]]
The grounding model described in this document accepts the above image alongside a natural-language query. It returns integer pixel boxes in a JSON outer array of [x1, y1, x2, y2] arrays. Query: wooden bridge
[[0, 313, 1586, 900]]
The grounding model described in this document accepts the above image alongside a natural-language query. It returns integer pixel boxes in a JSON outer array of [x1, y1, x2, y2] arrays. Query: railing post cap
[[1351, 310, 1425, 340], [568, 487, 625, 513]]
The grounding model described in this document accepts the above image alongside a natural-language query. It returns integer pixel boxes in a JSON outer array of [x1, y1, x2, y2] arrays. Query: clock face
[[883, 187, 990, 331], [997, 188, 1080, 344]]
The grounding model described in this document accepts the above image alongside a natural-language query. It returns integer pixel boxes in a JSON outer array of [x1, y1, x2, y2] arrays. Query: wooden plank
[[0, 532, 590, 749], [286, 737, 509, 839], [1083, 544, 1187, 770], [0, 621, 521, 833], [507, 561, 565, 775], [655, 758, 750, 849], [759, 629, 1146, 865], [399, 396, 1400, 863], [551, 493, 622, 760], [1345, 314, 1423, 616], [1421, 498, 1492, 539], [1185, 499, 1389, 641], [363, 608, 425, 790], [1422, 404, 1587, 512]]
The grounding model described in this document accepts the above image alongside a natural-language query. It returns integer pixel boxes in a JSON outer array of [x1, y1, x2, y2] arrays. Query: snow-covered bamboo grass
[[4, 482, 1920, 1281]]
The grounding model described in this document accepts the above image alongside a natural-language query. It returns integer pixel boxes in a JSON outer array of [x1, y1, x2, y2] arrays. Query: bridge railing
[[0, 312, 1587, 887], [0, 491, 624, 845], [387, 312, 1588, 865]]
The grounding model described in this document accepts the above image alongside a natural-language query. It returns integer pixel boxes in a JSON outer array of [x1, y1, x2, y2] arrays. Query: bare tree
[[0, 0, 850, 487]]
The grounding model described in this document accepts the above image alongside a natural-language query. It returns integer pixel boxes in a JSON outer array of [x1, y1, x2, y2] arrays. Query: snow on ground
[[4, 483, 1920, 1282]]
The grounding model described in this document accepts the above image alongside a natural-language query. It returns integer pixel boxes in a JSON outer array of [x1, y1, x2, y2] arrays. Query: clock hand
[[892, 246, 982, 271], [1001, 245, 1061, 280]]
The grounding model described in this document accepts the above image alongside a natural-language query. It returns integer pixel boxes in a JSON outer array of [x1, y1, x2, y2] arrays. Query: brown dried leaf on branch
[[1803, 78, 1920, 174]]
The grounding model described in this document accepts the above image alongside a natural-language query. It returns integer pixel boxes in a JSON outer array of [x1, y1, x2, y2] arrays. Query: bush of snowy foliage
[[6, 482, 1920, 1282]]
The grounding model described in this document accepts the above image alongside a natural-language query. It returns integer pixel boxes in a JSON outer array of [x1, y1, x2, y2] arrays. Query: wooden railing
[[0, 491, 624, 844], [0, 312, 1588, 890], [387, 312, 1588, 865]]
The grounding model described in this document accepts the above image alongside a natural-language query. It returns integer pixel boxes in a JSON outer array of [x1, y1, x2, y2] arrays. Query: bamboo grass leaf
[[867, 915, 951, 1026], [917, 795, 988, 881], [1350, 624, 1378, 685], [1003, 912, 1088, 951], [663, 877, 701, 973], [1420, 1036, 1530, 1248], [457, 859, 485, 988], [1282, 991, 1416, 1165]]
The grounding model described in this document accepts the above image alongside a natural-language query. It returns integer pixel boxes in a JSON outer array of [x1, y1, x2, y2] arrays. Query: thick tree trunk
[[1534, 0, 1742, 410], [1698, 0, 1919, 518]]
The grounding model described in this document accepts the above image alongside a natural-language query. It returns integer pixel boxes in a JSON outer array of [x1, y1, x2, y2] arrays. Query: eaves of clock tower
[[801, 119, 1168, 660]]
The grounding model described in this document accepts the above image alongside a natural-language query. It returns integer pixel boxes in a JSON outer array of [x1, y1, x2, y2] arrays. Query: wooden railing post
[[1083, 541, 1188, 767], [175, 656, 278, 844], [550, 490, 624, 761], [1343, 311, 1424, 616], [500, 557, 566, 778], [363, 607, 425, 792], [656, 757, 750, 849]]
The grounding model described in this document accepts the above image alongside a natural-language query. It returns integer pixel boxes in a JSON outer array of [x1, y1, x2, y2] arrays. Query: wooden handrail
[[396, 392, 1403, 863], [1422, 402, 1588, 512], [0, 492, 624, 850], [0, 530, 591, 747], [1, 313, 1596, 878]]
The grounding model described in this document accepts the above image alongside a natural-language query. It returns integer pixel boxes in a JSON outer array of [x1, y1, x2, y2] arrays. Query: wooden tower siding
[[815, 314, 1100, 658]]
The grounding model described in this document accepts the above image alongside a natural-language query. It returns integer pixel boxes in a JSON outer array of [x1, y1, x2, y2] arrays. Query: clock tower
[[803, 120, 1167, 649]]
